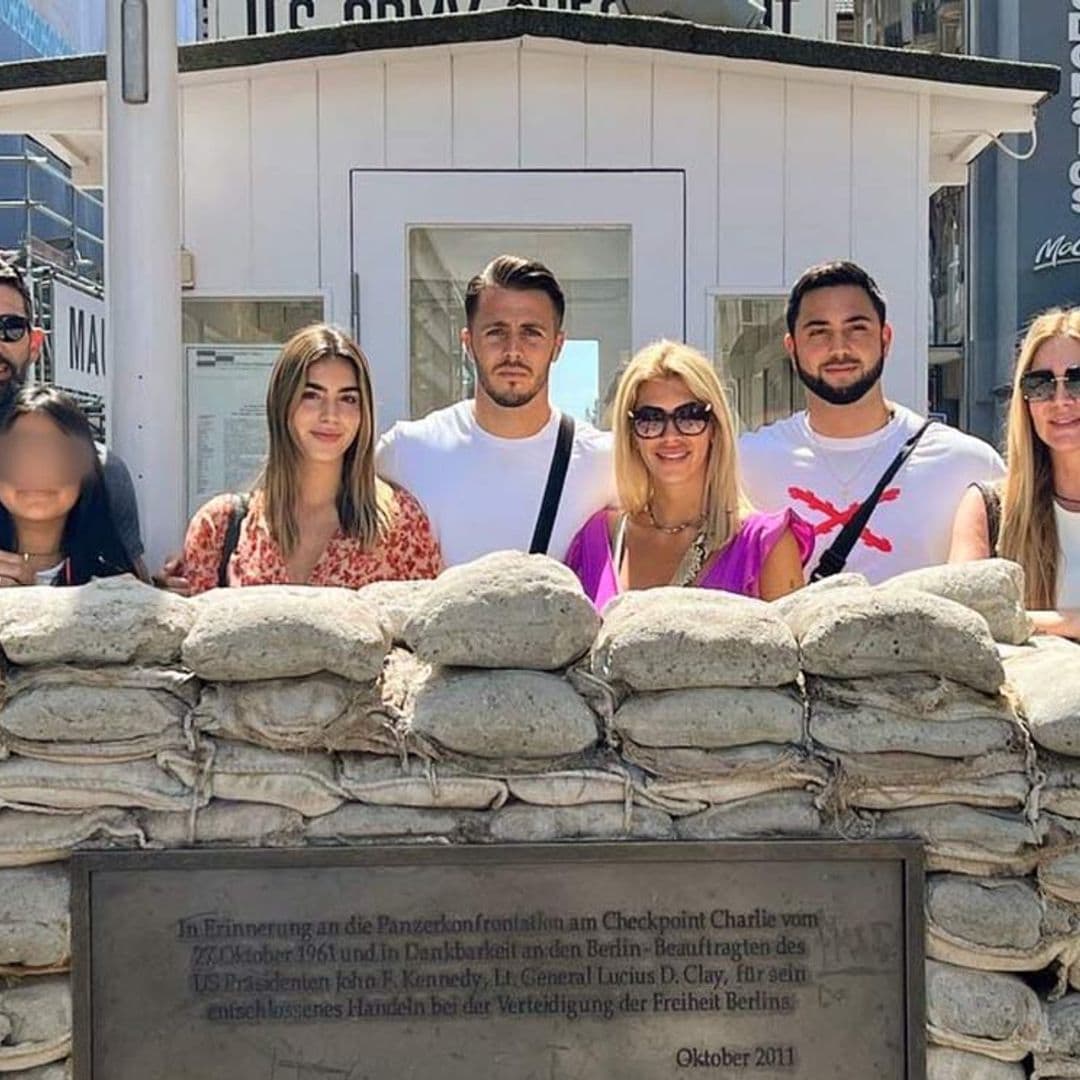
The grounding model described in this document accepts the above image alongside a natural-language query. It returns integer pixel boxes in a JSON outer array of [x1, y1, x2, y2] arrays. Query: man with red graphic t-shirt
[[738, 261, 1002, 583]]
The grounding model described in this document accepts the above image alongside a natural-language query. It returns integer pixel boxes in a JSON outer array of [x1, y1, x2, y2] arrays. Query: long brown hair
[[258, 323, 392, 556], [612, 340, 753, 552], [999, 307, 1080, 608]]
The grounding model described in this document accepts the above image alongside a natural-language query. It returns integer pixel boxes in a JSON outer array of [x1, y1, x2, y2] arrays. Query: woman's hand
[[1030, 609, 1080, 641], [0, 550, 35, 586], [759, 528, 805, 601]]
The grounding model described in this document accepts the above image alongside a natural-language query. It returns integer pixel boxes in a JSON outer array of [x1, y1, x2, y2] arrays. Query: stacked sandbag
[[789, 581, 1037, 863], [186, 585, 395, 754], [592, 588, 825, 824]]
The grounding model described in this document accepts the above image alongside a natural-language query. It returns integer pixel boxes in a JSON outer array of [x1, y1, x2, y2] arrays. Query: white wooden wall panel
[[250, 71, 319, 292], [852, 87, 922, 409], [585, 55, 652, 168], [520, 49, 586, 168], [653, 63, 719, 350], [181, 80, 251, 290], [784, 79, 852, 281], [385, 53, 452, 168], [716, 73, 785, 291], [317, 61, 386, 325], [452, 46, 519, 168]]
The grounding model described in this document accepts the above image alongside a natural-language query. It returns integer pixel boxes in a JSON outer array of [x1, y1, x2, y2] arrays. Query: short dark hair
[[785, 260, 886, 335], [464, 255, 566, 328], [0, 260, 32, 319]]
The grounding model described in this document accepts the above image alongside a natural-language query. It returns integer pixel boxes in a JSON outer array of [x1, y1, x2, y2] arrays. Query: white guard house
[[0, 9, 1059, 565]]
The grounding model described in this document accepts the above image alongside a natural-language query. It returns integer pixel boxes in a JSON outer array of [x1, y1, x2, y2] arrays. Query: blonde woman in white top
[[949, 307, 1080, 638]]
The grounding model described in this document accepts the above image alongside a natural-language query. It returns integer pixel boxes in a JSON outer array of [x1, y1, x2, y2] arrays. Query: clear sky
[[550, 339, 600, 424]]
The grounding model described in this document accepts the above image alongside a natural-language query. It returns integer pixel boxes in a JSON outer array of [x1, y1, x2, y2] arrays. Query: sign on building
[[210, 0, 621, 37], [51, 279, 106, 398], [1019, 1, 1080, 315]]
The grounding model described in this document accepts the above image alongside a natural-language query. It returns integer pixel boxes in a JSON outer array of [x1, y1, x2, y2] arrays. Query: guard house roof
[[0, 8, 1059, 188]]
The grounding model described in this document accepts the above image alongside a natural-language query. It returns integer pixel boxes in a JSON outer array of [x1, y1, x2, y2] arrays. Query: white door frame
[[350, 168, 686, 428]]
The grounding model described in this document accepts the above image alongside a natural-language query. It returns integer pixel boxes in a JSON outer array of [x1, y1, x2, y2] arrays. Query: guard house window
[[713, 295, 800, 433], [408, 227, 631, 426], [853, 0, 964, 54]]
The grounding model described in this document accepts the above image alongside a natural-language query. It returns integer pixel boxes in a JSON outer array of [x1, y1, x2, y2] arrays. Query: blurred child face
[[0, 411, 92, 524]]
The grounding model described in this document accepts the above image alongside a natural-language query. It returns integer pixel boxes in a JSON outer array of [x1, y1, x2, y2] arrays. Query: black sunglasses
[[628, 401, 713, 439], [1019, 366, 1080, 403], [0, 314, 30, 343]]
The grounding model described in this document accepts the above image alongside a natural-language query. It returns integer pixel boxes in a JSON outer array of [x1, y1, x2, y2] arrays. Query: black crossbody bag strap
[[810, 420, 934, 582], [529, 414, 576, 556], [217, 492, 251, 588]]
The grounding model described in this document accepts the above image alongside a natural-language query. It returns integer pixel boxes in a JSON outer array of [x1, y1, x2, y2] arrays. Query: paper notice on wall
[[186, 344, 278, 518]]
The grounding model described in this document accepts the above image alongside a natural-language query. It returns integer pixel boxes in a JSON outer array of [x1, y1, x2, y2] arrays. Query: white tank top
[[1056, 502, 1080, 607]]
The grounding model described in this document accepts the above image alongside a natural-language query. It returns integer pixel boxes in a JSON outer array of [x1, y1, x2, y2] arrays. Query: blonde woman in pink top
[[565, 340, 812, 608]]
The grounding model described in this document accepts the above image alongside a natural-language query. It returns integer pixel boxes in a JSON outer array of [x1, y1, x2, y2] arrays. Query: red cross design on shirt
[[788, 486, 900, 553]]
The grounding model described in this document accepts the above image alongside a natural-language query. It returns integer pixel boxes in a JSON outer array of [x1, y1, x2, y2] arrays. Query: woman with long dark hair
[[0, 386, 135, 586], [181, 323, 440, 592]]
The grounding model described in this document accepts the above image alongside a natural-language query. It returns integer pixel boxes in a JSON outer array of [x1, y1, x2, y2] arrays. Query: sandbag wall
[[0, 556, 1078, 1078]]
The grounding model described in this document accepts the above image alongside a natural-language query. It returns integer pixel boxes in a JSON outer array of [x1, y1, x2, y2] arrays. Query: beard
[[793, 346, 885, 406], [472, 351, 553, 410]]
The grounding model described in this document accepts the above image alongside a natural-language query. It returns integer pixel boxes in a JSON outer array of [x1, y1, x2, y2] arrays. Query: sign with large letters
[[212, 0, 621, 37], [51, 279, 106, 398], [1019, 1, 1080, 311]]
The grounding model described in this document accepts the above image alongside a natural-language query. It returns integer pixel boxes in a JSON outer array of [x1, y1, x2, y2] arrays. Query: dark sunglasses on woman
[[1020, 367, 1080, 403], [0, 314, 30, 343], [629, 401, 713, 439]]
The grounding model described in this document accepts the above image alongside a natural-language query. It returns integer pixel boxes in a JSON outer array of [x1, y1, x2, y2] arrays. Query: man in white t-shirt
[[739, 260, 1003, 583], [376, 255, 615, 568]]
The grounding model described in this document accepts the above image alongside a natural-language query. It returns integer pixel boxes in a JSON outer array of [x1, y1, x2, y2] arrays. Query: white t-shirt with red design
[[737, 404, 1004, 583]]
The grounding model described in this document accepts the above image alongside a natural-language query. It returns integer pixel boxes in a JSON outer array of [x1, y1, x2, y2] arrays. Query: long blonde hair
[[258, 323, 392, 556], [612, 340, 753, 551], [1000, 307, 1080, 608]]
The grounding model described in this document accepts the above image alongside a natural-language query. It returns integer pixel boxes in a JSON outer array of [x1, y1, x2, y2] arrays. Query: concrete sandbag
[[0, 757, 199, 813], [592, 588, 799, 691], [926, 959, 1043, 1062], [675, 791, 825, 840], [769, 571, 868, 623], [612, 686, 804, 749], [337, 755, 508, 810], [0, 577, 192, 666], [306, 805, 487, 844], [160, 742, 344, 818], [874, 805, 1041, 876], [925, 874, 1077, 972], [640, 744, 828, 805], [0, 809, 142, 867], [832, 750, 1030, 811], [786, 587, 1004, 693], [1034, 993, 1080, 1078], [183, 585, 387, 682], [139, 801, 305, 848], [404, 551, 599, 670], [0, 866, 68, 972], [355, 578, 435, 645], [808, 675, 1023, 758], [0, 975, 70, 1072], [410, 667, 599, 761], [928, 1047, 1026, 1079], [1004, 642, 1080, 756], [881, 560, 1032, 645], [193, 674, 395, 755], [488, 803, 673, 842]]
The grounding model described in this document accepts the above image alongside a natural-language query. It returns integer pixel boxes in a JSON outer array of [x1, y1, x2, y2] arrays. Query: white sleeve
[[374, 426, 401, 484]]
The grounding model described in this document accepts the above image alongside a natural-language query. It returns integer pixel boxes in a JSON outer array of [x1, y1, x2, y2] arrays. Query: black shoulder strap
[[529, 414, 575, 556], [217, 493, 251, 588], [975, 481, 1002, 553], [811, 419, 934, 581]]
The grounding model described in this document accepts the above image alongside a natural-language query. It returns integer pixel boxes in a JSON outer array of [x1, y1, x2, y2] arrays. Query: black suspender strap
[[217, 492, 251, 588], [810, 419, 934, 581], [529, 414, 576, 556]]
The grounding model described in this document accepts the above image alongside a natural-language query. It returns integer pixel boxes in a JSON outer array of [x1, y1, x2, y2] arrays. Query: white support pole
[[105, 0, 183, 571]]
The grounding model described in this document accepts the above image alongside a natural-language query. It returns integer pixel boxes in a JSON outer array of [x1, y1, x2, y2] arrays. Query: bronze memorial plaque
[[72, 842, 924, 1079]]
